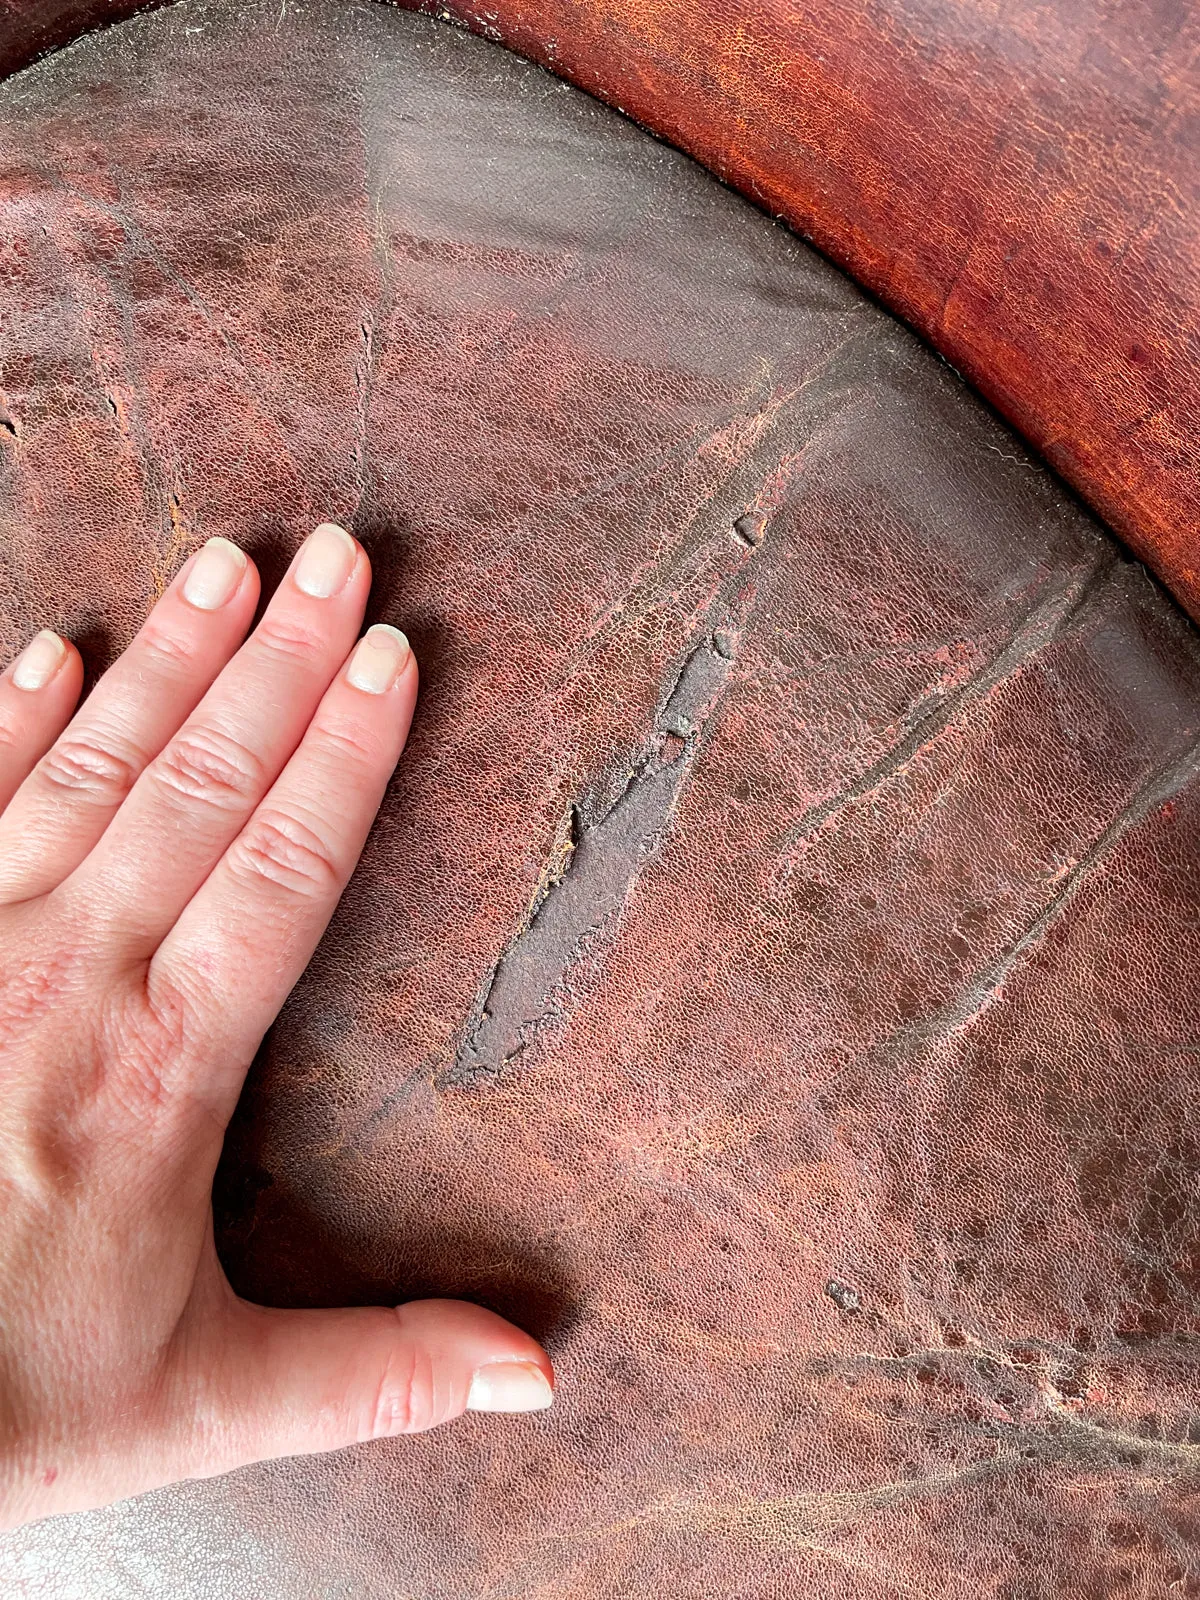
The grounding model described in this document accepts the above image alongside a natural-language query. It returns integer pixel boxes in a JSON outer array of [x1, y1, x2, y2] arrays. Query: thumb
[[202, 1296, 555, 1471]]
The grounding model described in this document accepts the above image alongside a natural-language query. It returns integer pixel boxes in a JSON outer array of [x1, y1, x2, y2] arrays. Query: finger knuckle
[[139, 622, 199, 672], [229, 807, 340, 897], [255, 617, 327, 666], [153, 725, 265, 811], [314, 717, 382, 770], [38, 732, 142, 807], [366, 1341, 432, 1438]]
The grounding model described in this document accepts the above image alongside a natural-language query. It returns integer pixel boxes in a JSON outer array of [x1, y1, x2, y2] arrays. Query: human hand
[[0, 524, 554, 1529]]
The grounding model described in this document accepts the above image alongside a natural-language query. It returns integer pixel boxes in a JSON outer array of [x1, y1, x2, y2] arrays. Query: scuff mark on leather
[[351, 311, 376, 506], [441, 335, 886, 1091], [776, 553, 1118, 877], [443, 564, 758, 1089], [884, 721, 1200, 1061], [561, 1392, 1200, 1557]]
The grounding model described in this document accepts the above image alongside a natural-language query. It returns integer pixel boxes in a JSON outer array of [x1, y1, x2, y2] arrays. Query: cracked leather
[[2, 2, 1200, 1597], [2, 0, 1197, 623]]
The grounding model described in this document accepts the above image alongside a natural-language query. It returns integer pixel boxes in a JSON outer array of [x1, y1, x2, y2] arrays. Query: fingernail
[[346, 624, 411, 694], [12, 629, 67, 691], [294, 522, 357, 599], [466, 1361, 554, 1414], [182, 537, 248, 611]]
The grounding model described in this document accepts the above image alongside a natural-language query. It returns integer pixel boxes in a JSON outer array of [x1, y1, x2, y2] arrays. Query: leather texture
[[2, 2, 1200, 1596], [2, 0, 1197, 622], [409, 0, 1200, 622], [0, 0, 147, 68]]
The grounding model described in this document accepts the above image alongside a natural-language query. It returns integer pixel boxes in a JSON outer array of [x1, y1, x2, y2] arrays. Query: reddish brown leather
[[4, 0, 1197, 622], [3, 3, 1200, 1597], [411, 0, 1200, 620]]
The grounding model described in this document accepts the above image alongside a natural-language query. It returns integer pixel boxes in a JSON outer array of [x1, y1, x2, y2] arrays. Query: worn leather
[[412, 0, 1200, 623], [2, 2, 1200, 1596], [2, 0, 1197, 623]]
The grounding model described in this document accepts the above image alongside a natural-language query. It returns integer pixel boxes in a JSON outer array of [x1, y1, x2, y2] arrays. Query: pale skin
[[0, 523, 554, 1531]]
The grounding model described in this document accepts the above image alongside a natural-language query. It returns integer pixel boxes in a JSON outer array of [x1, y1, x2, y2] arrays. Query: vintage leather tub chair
[[1, 1, 1198, 1594]]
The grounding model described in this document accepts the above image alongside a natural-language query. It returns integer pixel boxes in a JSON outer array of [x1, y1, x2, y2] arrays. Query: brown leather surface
[[3, 2, 1200, 1596], [0, 0, 149, 71], [415, 0, 1200, 621], [3, 0, 1198, 623]]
